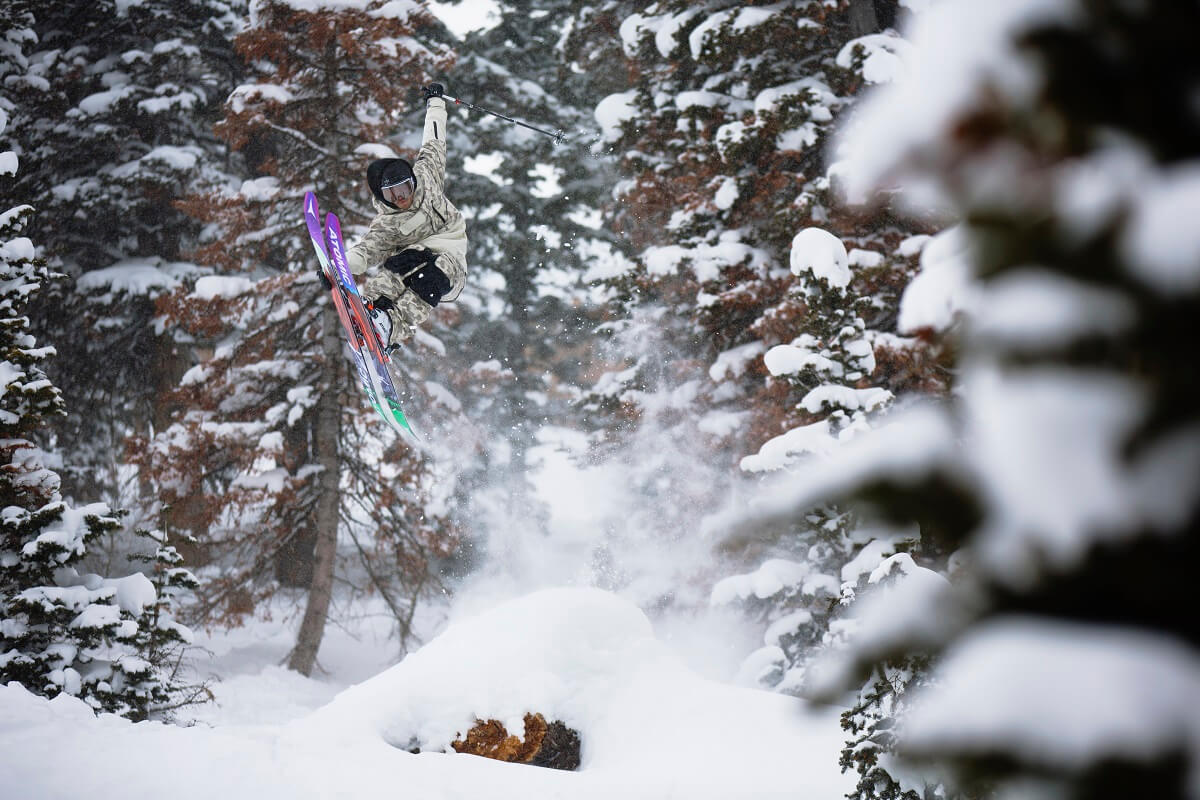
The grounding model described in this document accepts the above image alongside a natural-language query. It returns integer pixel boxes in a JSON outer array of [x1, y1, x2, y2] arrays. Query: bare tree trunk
[[288, 34, 347, 678], [288, 310, 342, 675], [848, 0, 879, 37]]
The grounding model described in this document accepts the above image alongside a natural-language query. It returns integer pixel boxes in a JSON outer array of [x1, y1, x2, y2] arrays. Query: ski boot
[[366, 297, 401, 357]]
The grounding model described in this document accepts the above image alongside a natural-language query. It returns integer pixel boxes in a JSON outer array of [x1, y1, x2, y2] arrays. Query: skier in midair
[[346, 83, 468, 347]]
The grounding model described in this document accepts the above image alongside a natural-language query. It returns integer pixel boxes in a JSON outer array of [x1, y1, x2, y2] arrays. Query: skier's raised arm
[[414, 86, 448, 198]]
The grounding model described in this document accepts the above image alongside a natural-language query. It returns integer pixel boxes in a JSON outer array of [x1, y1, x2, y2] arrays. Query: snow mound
[[299, 587, 847, 794], [301, 587, 659, 751], [1, 588, 849, 799]]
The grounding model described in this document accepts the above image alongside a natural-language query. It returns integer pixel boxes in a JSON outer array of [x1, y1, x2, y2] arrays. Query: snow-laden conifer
[[7, 0, 245, 510], [746, 1, 1200, 797], [1, 92, 193, 720]]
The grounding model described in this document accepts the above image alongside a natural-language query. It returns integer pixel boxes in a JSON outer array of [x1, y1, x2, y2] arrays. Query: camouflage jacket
[[346, 97, 467, 301]]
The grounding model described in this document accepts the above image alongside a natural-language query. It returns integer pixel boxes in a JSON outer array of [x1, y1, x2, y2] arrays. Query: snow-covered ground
[[1, 424, 852, 799], [0, 588, 850, 799]]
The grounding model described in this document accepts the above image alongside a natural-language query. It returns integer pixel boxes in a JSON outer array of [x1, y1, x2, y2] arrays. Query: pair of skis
[[304, 192, 417, 440]]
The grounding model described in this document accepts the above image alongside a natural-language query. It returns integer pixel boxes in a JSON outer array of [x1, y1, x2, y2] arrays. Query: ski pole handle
[[443, 94, 566, 145]]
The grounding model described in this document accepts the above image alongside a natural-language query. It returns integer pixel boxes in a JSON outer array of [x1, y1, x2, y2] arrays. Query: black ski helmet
[[367, 158, 415, 208]]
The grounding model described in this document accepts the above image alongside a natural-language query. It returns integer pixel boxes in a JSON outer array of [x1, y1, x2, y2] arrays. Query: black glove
[[384, 248, 437, 277], [317, 269, 332, 292], [384, 248, 451, 306], [422, 83, 445, 102], [405, 263, 452, 307]]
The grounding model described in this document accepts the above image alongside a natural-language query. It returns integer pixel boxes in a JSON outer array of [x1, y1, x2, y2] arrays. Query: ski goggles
[[381, 175, 414, 205]]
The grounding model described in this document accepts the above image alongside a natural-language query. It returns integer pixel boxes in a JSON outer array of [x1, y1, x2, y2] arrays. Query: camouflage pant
[[363, 246, 466, 346], [363, 268, 431, 345]]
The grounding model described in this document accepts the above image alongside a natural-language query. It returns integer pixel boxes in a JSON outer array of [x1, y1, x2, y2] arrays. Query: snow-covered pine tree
[[579, 2, 943, 486], [707, 226, 960, 800], [741, 227, 894, 474], [125, 527, 207, 714], [8, 0, 244, 270], [581, 0, 947, 649], [712, 227, 903, 692], [768, 1, 1200, 798], [1, 89, 189, 720], [7, 0, 245, 507], [832, 554, 947, 800], [148, 0, 460, 675], [586, 1, 933, 442]]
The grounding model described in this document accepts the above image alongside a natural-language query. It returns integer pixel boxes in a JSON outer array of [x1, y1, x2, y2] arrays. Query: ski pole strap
[[444, 95, 566, 145]]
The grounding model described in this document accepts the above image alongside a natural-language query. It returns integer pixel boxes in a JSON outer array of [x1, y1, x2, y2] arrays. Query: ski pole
[[443, 94, 566, 145]]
